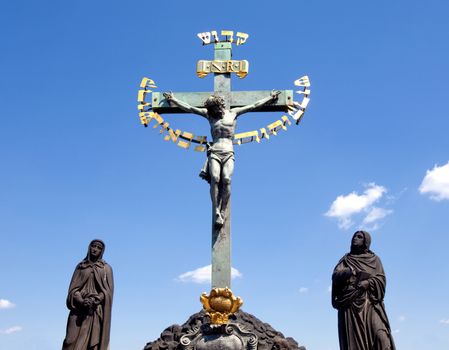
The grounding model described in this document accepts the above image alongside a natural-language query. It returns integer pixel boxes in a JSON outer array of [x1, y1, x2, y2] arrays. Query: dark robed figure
[[332, 231, 395, 350], [62, 240, 114, 350]]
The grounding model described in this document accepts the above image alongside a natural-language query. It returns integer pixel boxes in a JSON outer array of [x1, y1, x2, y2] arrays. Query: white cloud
[[419, 162, 449, 201], [0, 299, 15, 309], [363, 207, 393, 224], [0, 326, 22, 335], [398, 315, 406, 322], [176, 265, 242, 284], [440, 319, 449, 325], [328, 285, 332, 293], [325, 183, 391, 229], [299, 287, 308, 293], [392, 329, 400, 334]]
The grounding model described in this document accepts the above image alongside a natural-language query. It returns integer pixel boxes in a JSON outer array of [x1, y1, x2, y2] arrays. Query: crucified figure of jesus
[[163, 91, 281, 227]]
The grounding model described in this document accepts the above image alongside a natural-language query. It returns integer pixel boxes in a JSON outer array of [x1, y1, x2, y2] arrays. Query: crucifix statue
[[163, 90, 281, 227], [138, 30, 311, 323]]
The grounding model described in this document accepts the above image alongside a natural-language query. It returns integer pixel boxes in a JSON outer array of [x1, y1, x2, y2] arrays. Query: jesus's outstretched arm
[[232, 90, 281, 117], [163, 92, 208, 118]]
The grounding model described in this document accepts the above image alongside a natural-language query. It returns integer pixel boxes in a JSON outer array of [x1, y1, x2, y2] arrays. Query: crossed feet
[[215, 211, 224, 227]]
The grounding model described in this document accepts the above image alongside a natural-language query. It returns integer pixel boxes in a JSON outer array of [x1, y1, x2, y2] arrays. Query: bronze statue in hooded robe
[[62, 239, 114, 350], [332, 231, 395, 350]]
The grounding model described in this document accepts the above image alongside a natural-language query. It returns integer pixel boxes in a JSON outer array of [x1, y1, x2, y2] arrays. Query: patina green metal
[[152, 90, 293, 114], [212, 42, 232, 289], [152, 43, 293, 290]]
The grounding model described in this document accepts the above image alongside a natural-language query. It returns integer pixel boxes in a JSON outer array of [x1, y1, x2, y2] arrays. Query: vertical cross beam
[[214, 42, 232, 108], [211, 42, 232, 289]]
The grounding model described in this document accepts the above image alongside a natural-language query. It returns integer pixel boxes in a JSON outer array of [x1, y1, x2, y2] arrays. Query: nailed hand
[[163, 91, 173, 100], [271, 90, 281, 99]]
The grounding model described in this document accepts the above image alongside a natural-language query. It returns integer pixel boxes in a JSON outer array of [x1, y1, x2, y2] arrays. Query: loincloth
[[199, 149, 235, 184]]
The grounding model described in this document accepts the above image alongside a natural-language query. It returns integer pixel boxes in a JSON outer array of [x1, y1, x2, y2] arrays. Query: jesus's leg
[[220, 159, 234, 222], [209, 159, 223, 226]]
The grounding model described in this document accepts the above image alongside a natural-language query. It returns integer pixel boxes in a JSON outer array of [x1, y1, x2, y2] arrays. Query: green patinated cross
[[152, 43, 293, 113], [152, 42, 293, 289]]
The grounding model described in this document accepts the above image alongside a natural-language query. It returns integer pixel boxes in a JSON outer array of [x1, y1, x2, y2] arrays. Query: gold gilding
[[136, 77, 207, 150], [194, 145, 207, 152], [151, 112, 164, 128], [234, 130, 260, 144], [194, 135, 207, 152], [177, 131, 194, 149], [267, 120, 284, 135], [137, 74, 311, 149], [137, 102, 152, 111], [177, 141, 189, 149], [137, 89, 151, 102], [181, 131, 194, 139], [296, 88, 311, 96], [197, 31, 249, 45], [296, 97, 310, 109], [221, 30, 234, 43], [164, 128, 178, 142], [159, 122, 169, 134], [140, 115, 148, 126], [294, 76, 311, 87], [291, 109, 305, 124], [200, 288, 243, 324], [140, 77, 157, 89], [139, 111, 154, 126], [211, 31, 220, 43], [236, 32, 249, 46], [260, 127, 269, 140], [282, 115, 291, 127], [197, 60, 248, 78]]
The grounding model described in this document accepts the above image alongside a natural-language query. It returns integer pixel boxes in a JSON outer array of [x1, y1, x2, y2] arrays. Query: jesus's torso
[[209, 110, 236, 152]]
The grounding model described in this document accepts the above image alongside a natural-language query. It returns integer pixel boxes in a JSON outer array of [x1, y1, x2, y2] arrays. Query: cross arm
[[164, 92, 208, 118], [232, 90, 281, 117], [151, 90, 294, 114]]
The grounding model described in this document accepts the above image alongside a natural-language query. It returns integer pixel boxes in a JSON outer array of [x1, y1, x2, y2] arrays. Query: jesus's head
[[204, 95, 226, 116]]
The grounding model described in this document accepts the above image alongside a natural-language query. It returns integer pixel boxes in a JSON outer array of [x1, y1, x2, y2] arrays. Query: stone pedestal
[[181, 323, 257, 350], [143, 311, 306, 350]]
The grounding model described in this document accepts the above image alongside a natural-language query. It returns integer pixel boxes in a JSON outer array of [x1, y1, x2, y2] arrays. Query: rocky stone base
[[143, 310, 306, 350]]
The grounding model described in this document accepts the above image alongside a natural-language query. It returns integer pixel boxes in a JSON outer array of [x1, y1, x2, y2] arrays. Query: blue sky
[[1, 1, 449, 349]]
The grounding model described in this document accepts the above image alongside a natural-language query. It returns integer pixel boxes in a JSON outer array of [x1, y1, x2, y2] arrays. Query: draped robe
[[332, 251, 395, 350], [62, 258, 113, 350]]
